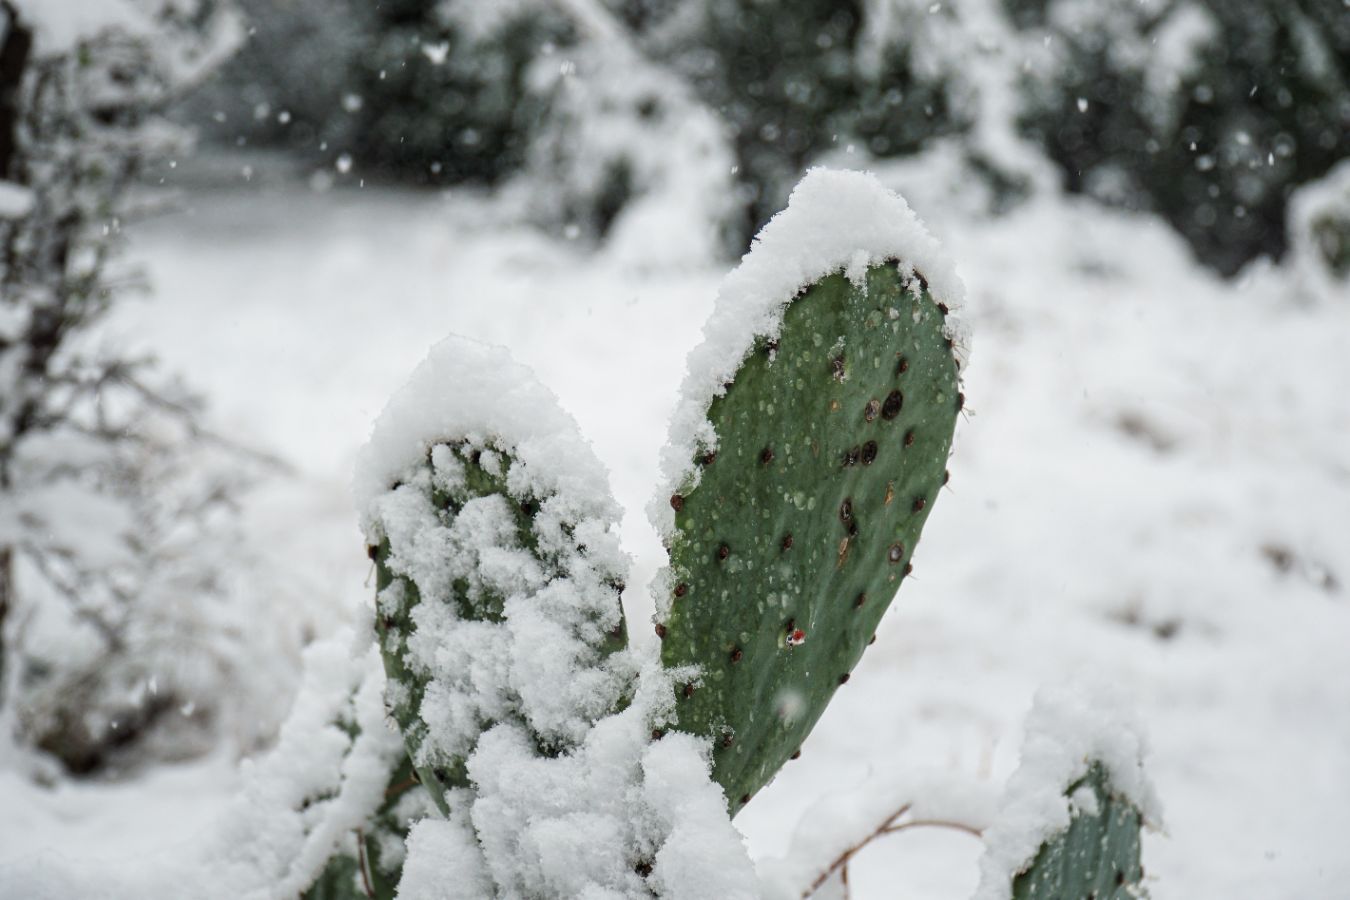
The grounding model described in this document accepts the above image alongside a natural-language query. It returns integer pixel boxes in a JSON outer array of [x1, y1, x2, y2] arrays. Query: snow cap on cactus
[[354, 334, 620, 542], [650, 165, 968, 539], [973, 685, 1161, 900]]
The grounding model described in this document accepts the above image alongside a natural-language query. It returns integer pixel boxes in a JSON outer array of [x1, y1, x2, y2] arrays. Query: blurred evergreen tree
[[1011, 0, 1350, 275], [344, 0, 573, 185], [666, 0, 968, 242]]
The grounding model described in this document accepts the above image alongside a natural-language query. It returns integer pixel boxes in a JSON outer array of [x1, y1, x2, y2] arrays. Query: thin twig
[[881, 818, 984, 839], [803, 804, 985, 898], [805, 805, 910, 897], [356, 827, 375, 899]]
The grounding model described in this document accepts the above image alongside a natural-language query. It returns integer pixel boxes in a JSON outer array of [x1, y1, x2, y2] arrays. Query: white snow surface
[[0, 181, 34, 219], [972, 686, 1160, 900], [2, 151, 1348, 898], [9, 0, 154, 54], [758, 768, 999, 899], [649, 167, 967, 540]]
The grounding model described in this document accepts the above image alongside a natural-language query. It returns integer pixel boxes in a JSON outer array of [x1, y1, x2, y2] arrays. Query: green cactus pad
[[659, 262, 961, 810], [1011, 763, 1146, 900], [372, 441, 627, 813]]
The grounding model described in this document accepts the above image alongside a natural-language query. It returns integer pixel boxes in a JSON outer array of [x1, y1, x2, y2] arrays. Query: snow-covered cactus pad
[[303, 756, 420, 900], [1289, 159, 1350, 293], [355, 336, 631, 813], [1009, 764, 1144, 900], [214, 635, 430, 900], [652, 168, 968, 810], [975, 688, 1160, 900]]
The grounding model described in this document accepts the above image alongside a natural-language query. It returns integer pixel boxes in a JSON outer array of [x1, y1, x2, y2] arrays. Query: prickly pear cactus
[[1011, 763, 1145, 900], [659, 258, 962, 811], [357, 337, 632, 815]]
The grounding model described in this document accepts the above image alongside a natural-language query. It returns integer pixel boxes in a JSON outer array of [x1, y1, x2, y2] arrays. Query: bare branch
[[802, 804, 985, 899]]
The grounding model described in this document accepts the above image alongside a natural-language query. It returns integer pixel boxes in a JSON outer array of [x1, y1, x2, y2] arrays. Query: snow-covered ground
[[1, 154, 1347, 898]]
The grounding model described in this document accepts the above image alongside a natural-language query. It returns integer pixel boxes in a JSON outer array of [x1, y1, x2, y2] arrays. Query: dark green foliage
[[1012, 0, 1350, 276], [1011, 764, 1145, 900], [344, 8, 572, 185], [660, 263, 961, 811], [178, 0, 370, 154], [672, 0, 966, 244]]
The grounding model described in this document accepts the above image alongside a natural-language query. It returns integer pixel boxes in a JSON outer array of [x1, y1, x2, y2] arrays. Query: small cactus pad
[[303, 756, 423, 900], [1011, 763, 1146, 900], [371, 440, 628, 813], [660, 262, 961, 810]]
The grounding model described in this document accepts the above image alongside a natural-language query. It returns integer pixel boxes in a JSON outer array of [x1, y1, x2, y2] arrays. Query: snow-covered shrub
[[338, 0, 572, 185], [1288, 159, 1350, 298], [661, 0, 1001, 243], [1011, 0, 1350, 276], [176, 0, 370, 156], [518, 37, 736, 264], [0, 0, 294, 775]]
